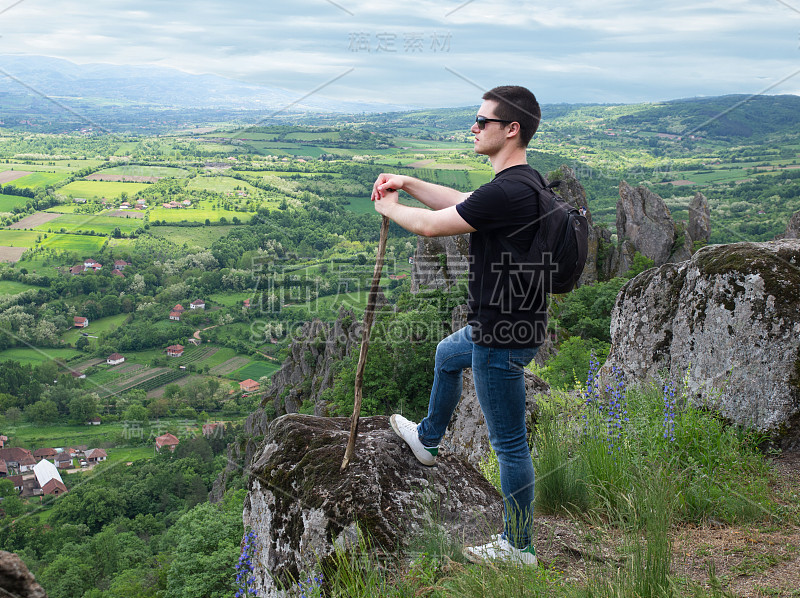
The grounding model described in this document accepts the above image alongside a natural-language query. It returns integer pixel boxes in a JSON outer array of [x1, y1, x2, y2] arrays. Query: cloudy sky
[[1, 0, 798, 108]]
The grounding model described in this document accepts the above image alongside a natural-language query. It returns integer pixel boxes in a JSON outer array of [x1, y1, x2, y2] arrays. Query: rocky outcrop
[[616, 181, 676, 267], [602, 239, 800, 448], [447, 369, 549, 467], [548, 166, 600, 286], [688, 192, 711, 246], [411, 234, 470, 292], [776, 210, 800, 240], [0, 551, 47, 598], [243, 414, 502, 597], [265, 310, 361, 416]]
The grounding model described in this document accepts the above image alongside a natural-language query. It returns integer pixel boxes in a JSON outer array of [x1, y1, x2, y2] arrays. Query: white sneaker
[[390, 414, 438, 466], [464, 535, 538, 566]]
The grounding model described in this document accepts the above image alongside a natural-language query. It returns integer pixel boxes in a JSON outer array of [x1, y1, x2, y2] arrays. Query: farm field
[[8, 212, 61, 229], [60, 180, 149, 200], [103, 209, 145, 218], [0, 229, 42, 247], [186, 175, 259, 194], [38, 233, 107, 253], [0, 171, 31, 184], [95, 165, 190, 178], [231, 361, 278, 382], [0, 347, 81, 366], [0, 247, 26, 262], [62, 313, 130, 346], [0, 193, 30, 211], [13, 171, 71, 188], [44, 203, 83, 213], [0, 280, 39, 294], [146, 224, 235, 247], [208, 291, 253, 306], [35, 213, 141, 234], [148, 204, 253, 224]]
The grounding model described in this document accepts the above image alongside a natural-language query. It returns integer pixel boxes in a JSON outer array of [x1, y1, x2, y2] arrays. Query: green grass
[[0, 193, 31, 211], [0, 280, 39, 294], [12, 171, 71, 188], [100, 165, 190, 178], [231, 361, 279, 381], [60, 180, 149, 200], [38, 233, 108, 253], [0, 229, 42, 247], [35, 213, 141, 234], [186, 176, 259, 194], [149, 204, 252, 224], [146, 225, 236, 248], [62, 313, 130, 346], [0, 347, 81, 366], [207, 291, 254, 306], [44, 203, 84, 213]]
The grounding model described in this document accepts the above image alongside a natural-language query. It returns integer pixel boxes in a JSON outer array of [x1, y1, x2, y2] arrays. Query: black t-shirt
[[455, 164, 547, 348]]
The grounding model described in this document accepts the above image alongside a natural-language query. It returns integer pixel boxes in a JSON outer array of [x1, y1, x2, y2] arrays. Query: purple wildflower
[[235, 531, 259, 597]]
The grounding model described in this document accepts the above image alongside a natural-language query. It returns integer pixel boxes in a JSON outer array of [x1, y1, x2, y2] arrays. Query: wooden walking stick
[[341, 214, 390, 471]]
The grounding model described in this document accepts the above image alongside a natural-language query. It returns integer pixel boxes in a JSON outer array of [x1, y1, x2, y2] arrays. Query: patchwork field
[[35, 213, 141, 234], [0, 280, 39, 294], [0, 247, 27, 262], [148, 204, 252, 224], [104, 210, 145, 218], [100, 165, 190, 178], [60, 180, 149, 200], [231, 361, 278, 381], [0, 170, 32, 183], [13, 172, 71, 188], [0, 347, 81, 366], [38, 233, 108, 253], [186, 176, 259, 194], [0, 193, 31, 211], [146, 225, 235, 247], [8, 212, 61, 229], [0, 229, 42, 246]]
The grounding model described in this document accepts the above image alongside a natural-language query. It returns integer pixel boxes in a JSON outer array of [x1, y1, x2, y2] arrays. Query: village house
[[8, 475, 23, 492], [0, 459, 7, 477], [239, 379, 260, 393], [166, 344, 184, 357], [33, 448, 57, 462], [114, 260, 128, 270], [73, 197, 87, 203], [69, 265, 84, 275], [86, 417, 101, 426], [202, 423, 222, 437], [68, 446, 87, 459], [84, 448, 107, 463], [74, 316, 89, 328], [0, 447, 35, 474], [54, 452, 73, 470], [83, 259, 102, 271], [120, 201, 131, 209], [182, 200, 192, 206], [34, 459, 67, 496], [107, 352, 125, 366], [173, 304, 185, 313], [70, 370, 86, 379], [243, 299, 250, 308], [0, 434, 7, 448], [112, 269, 125, 277], [169, 310, 181, 321], [190, 299, 205, 310], [155, 433, 180, 453]]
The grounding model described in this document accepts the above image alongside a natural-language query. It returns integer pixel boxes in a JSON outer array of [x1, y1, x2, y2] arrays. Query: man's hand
[[373, 188, 399, 217], [371, 173, 406, 202]]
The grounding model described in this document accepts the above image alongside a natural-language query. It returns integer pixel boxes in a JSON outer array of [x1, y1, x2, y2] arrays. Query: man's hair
[[482, 86, 541, 147]]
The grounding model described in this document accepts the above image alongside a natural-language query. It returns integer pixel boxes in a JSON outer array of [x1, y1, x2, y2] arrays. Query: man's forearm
[[400, 177, 470, 210]]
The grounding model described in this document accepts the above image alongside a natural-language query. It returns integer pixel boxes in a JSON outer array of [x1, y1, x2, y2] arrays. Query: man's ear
[[506, 122, 521, 141]]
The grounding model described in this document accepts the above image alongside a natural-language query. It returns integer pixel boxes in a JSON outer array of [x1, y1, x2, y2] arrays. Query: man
[[371, 85, 545, 566]]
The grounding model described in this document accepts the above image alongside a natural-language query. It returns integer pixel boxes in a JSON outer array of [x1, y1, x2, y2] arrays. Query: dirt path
[[193, 324, 219, 341]]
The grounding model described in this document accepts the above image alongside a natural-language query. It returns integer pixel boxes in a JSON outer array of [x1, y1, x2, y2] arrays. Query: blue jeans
[[417, 325, 539, 549]]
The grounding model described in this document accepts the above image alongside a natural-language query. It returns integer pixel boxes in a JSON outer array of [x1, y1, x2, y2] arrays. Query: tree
[[69, 394, 98, 424], [4, 406, 21, 424], [25, 399, 59, 424]]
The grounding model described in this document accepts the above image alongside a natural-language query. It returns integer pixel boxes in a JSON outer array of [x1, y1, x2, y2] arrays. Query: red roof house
[[74, 316, 89, 328], [169, 311, 181, 321], [42, 479, 68, 495], [33, 448, 57, 461], [239, 379, 260, 393], [85, 448, 107, 463], [166, 345, 184, 357], [173, 304, 185, 312], [155, 433, 180, 452], [190, 299, 205, 310], [107, 353, 125, 365]]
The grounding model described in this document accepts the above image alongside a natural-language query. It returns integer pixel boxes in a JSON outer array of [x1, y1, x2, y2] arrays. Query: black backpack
[[498, 169, 589, 295]]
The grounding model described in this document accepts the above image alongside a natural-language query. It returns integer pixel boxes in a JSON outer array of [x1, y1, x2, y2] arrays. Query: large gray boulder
[[411, 234, 470, 292], [687, 192, 711, 246], [603, 240, 800, 448], [0, 551, 47, 598], [243, 414, 503, 597], [776, 210, 800, 240], [446, 369, 549, 467], [616, 181, 676, 266]]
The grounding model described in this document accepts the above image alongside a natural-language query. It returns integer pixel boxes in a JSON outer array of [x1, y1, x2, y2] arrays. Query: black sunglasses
[[475, 116, 512, 130]]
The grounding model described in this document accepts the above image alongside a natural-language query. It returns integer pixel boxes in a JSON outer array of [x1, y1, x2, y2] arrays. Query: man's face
[[471, 99, 510, 157]]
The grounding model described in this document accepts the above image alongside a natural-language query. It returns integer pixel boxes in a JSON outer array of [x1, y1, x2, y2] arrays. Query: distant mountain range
[[0, 54, 412, 113]]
